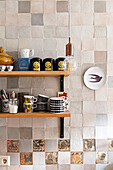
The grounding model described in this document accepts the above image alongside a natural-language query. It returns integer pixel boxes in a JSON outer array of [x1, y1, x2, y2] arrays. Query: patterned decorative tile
[[71, 152, 83, 164], [96, 152, 108, 164], [83, 139, 96, 151], [45, 152, 58, 165], [108, 139, 113, 151], [58, 139, 70, 151], [7, 140, 19, 152], [20, 152, 33, 165], [33, 140, 45, 152]]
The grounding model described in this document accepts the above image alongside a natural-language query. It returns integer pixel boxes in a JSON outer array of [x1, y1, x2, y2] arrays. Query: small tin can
[[18, 58, 30, 71], [43, 58, 55, 71], [56, 57, 65, 71], [30, 58, 42, 71]]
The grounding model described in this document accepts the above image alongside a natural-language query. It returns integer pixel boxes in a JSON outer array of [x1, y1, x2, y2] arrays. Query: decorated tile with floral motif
[[45, 152, 58, 164], [58, 139, 70, 151], [20, 152, 33, 165], [71, 152, 83, 164], [108, 139, 113, 151], [83, 139, 96, 151], [7, 140, 19, 152], [96, 152, 108, 164], [33, 139, 45, 152]]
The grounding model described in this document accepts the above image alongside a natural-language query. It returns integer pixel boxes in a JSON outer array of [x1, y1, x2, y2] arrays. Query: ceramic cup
[[0, 65, 6, 71], [7, 66, 14, 71], [20, 49, 34, 58], [24, 95, 37, 104], [23, 103, 37, 113], [2, 99, 9, 112]]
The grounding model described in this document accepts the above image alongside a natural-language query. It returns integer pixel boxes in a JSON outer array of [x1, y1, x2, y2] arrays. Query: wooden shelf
[[0, 71, 70, 77], [0, 111, 70, 118]]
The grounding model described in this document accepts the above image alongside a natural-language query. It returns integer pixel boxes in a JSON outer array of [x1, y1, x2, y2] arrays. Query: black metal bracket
[[60, 75, 64, 138], [60, 75, 64, 92], [60, 117, 64, 138]]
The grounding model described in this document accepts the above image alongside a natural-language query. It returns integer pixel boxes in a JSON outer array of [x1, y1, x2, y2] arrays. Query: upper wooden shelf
[[0, 111, 71, 118], [0, 71, 70, 77]]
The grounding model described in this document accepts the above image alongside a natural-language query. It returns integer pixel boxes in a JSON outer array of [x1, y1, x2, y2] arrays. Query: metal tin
[[43, 58, 55, 71], [18, 58, 30, 71], [56, 57, 65, 71], [30, 58, 42, 71]]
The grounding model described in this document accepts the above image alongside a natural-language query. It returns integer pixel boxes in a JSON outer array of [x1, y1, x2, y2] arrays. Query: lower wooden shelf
[[0, 111, 70, 118]]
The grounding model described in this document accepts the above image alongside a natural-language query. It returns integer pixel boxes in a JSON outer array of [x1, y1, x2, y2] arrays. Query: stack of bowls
[[50, 97, 64, 113]]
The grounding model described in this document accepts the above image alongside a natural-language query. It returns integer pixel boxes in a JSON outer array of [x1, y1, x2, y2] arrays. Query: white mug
[[20, 49, 34, 58]]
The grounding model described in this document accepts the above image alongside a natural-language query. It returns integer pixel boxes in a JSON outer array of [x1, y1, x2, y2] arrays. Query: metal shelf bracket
[[60, 75, 64, 138]]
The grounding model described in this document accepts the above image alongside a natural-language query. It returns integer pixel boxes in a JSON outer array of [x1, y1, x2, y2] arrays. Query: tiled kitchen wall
[[0, 0, 112, 169]]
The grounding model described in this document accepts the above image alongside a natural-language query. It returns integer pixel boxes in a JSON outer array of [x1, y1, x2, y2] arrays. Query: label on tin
[[45, 61, 51, 71], [33, 61, 40, 71], [58, 61, 64, 71]]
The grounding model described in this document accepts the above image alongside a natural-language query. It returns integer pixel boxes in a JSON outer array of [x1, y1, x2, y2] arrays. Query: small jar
[[9, 98, 18, 114]]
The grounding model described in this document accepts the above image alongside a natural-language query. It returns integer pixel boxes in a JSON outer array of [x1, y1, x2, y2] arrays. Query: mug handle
[[33, 104, 37, 109], [29, 49, 34, 57], [34, 98, 37, 102]]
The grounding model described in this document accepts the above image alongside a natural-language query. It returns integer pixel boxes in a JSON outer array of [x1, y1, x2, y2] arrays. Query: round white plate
[[84, 67, 106, 90]]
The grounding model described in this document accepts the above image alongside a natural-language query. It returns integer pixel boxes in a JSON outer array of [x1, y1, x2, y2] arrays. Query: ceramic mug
[[0, 65, 6, 71], [23, 103, 37, 113], [20, 49, 34, 58], [2, 99, 9, 112], [24, 95, 37, 104]]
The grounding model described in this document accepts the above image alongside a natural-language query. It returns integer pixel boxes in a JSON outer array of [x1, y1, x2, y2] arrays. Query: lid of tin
[[43, 58, 54, 61], [30, 57, 42, 61], [56, 57, 65, 61]]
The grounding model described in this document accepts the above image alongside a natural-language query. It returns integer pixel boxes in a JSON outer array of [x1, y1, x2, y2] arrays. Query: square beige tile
[[108, 139, 113, 151], [94, 1, 106, 13], [31, 1, 43, 13], [44, 0, 56, 14], [96, 139, 108, 151], [95, 51, 107, 63], [58, 152, 70, 164]]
